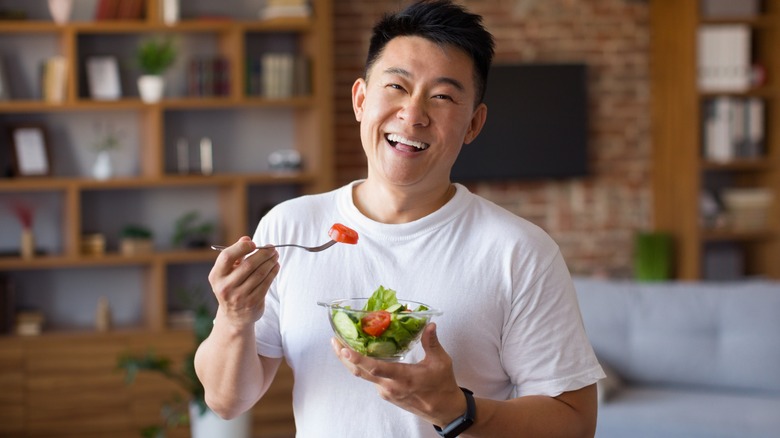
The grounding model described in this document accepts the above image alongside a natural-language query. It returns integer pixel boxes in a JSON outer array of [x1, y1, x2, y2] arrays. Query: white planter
[[48, 0, 73, 24], [92, 150, 113, 180], [189, 402, 251, 438], [138, 75, 165, 103]]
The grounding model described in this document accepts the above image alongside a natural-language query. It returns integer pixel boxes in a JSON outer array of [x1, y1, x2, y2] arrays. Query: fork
[[210, 240, 337, 253]]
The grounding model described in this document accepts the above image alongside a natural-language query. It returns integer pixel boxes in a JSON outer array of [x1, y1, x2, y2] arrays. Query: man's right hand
[[208, 236, 280, 329]]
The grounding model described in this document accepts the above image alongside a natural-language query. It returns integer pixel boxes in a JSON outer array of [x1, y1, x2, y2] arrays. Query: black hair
[[365, 0, 496, 104]]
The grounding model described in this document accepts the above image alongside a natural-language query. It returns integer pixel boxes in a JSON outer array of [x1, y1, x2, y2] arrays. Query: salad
[[329, 286, 433, 359]]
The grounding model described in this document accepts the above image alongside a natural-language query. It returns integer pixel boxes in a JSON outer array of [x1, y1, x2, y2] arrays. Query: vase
[[189, 402, 250, 438], [138, 75, 165, 103], [47, 0, 73, 25], [92, 150, 113, 180], [162, 0, 180, 25], [21, 228, 35, 259]]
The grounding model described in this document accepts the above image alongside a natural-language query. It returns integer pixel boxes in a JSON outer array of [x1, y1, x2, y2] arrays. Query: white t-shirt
[[254, 181, 604, 437]]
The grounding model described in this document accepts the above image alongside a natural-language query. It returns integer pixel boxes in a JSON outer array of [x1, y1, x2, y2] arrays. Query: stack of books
[[247, 53, 310, 99], [260, 0, 311, 20], [15, 310, 44, 336], [187, 56, 231, 97], [94, 0, 144, 20]]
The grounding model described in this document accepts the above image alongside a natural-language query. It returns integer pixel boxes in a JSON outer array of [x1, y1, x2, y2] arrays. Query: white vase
[[189, 402, 251, 438], [162, 0, 180, 25], [92, 150, 113, 180], [138, 75, 165, 103], [48, 0, 73, 25]]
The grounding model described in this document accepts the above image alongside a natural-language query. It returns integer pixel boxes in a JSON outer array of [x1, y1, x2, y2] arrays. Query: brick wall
[[333, 0, 651, 278]]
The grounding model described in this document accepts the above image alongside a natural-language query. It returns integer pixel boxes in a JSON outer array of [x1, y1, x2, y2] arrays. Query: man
[[195, 1, 604, 436]]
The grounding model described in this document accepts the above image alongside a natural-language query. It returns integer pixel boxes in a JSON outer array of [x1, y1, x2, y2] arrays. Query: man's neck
[[353, 181, 455, 224]]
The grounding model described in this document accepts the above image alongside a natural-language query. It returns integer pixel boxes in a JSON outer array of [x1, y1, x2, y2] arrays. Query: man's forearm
[[194, 318, 280, 419], [460, 385, 598, 438]]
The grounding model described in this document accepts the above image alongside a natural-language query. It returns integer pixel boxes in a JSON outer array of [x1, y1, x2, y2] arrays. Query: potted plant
[[118, 291, 250, 438], [172, 211, 214, 249], [136, 37, 176, 103], [120, 224, 154, 256]]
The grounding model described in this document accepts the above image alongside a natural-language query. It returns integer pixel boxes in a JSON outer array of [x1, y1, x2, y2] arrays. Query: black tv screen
[[451, 63, 588, 181]]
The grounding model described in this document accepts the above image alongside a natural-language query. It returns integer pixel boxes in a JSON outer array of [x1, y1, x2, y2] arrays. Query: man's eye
[[387, 83, 405, 91], [432, 94, 453, 101]]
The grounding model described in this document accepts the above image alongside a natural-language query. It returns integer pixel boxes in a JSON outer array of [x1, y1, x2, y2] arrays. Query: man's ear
[[463, 103, 487, 144], [352, 78, 367, 122]]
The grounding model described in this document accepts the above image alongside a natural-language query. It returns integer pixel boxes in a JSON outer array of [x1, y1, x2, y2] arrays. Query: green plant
[[172, 211, 214, 248], [634, 231, 674, 281], [92, 121, 123, 152], [121, 224, 153, 239], [137, 37, 176, 75], [118, 289, 214, 437]]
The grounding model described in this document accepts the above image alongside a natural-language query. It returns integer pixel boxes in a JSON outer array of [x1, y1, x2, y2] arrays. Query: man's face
[[352, 36, 486, 191]]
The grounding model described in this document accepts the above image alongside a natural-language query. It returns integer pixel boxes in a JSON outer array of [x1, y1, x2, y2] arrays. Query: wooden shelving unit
[[651, 0, 780, 280], [0, 0, 331, 435]]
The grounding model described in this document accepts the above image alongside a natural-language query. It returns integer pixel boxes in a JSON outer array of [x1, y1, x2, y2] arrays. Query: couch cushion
[[574, 277, 780, 393], [596, 386, 780, 438]]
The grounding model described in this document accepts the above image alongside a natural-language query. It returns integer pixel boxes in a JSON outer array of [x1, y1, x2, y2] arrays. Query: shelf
[[651, 0, 780, 280], [0, 17, 314, 34]]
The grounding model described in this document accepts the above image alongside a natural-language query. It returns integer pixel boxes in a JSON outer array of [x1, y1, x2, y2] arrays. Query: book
[[117, 0, 144, 20], [42, 56, 68, 103], [702, 96, 766, 161], [260, 0, 312, 19], [697, 24, 751, 92], [94, 0, 120, 20]]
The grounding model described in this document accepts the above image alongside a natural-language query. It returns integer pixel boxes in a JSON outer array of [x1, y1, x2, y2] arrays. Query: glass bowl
[[318, 298, 442, 361]]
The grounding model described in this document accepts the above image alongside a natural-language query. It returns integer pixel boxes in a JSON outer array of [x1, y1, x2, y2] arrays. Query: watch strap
[[433, 387, 476, 438]]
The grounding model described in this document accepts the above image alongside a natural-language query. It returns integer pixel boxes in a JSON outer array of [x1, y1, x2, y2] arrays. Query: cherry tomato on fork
[[328, 223, 359, 244]]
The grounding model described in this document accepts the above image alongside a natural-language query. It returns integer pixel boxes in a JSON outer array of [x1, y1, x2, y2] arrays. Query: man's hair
[[365, 0, 496, 104]]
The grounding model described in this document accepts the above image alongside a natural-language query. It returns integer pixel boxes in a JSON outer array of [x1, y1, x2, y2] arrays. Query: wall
[[333, 0, 651, 278]]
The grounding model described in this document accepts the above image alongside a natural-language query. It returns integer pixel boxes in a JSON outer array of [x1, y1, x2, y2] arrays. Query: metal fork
[[210, 240, 337, 253]]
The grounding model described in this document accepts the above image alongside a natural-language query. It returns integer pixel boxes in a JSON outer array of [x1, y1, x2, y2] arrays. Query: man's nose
[[397, 96, 430, 127]]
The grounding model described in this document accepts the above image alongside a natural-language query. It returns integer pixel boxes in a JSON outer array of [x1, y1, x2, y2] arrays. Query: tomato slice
[[361, 310, 392, 337], [328, 223, 359, 244]]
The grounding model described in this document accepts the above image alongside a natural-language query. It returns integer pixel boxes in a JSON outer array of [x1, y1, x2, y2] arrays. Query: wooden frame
[[9, 124, 51, 177]]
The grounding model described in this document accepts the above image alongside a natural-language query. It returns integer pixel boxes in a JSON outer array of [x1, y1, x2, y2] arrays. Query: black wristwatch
[[433, 387, 476, 438]]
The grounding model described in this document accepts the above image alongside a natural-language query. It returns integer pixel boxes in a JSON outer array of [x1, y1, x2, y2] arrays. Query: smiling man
[[195, 1, 604, 437]]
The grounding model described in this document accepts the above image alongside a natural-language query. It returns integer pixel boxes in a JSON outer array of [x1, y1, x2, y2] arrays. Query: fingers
[[211, 236, 257, 277], [208, 236, 280, 325]]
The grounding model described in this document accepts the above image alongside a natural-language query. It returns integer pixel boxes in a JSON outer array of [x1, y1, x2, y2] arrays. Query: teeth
[[387, 133, 429, 150]]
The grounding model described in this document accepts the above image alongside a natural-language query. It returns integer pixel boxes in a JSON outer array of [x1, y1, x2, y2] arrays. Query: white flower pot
[[189, 402, 250, 438], [138, 75, 165, 103], [48, 0, 73, 25]]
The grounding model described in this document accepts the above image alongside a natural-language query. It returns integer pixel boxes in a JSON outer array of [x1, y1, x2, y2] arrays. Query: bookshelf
[[651, 0, 779, 280], [0, 0, 331, 435]]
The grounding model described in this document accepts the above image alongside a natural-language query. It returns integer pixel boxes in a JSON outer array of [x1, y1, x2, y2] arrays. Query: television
[[451, 63, 589, 181]]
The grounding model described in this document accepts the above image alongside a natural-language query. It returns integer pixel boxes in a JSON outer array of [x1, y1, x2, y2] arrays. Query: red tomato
[[328, 223, 359, 244], [361, 310, 391, 337]]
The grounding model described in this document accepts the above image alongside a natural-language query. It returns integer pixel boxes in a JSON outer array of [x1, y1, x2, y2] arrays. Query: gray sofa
[[573, 277, 780, 438]]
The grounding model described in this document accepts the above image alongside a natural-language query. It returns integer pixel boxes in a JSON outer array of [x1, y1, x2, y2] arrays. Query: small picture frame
[[86, 56, 122, 101], [9, 124, 51, 177]]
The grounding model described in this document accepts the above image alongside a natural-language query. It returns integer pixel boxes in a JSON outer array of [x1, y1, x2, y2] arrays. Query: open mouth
[[386, 133, 429, 152]]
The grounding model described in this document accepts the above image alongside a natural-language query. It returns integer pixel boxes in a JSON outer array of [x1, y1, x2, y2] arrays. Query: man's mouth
[[385, 133, 429, 152]]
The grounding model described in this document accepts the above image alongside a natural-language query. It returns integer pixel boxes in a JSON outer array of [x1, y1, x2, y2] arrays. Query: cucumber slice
[[385, 303, 403, 313], [367, 340, 397, 357], [332, 311, 359, 340]]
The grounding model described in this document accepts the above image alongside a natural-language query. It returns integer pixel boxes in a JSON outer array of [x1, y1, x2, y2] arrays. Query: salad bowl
[[318, 286, 442, 362]]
